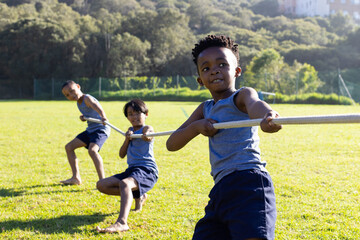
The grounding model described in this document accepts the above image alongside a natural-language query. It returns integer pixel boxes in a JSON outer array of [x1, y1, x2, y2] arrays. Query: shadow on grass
[[0, 213, 110, 234], [0, 183, 89, 198], [0, 188, 24, 197]]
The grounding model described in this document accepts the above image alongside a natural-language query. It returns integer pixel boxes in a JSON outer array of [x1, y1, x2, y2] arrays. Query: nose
[[211, 67, 220, 75]]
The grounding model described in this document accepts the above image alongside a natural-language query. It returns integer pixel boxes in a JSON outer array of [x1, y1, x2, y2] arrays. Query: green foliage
[[250, 0, 279, 17], [274, 92, 354, 105], [0, 0, 359, 99], [98, 87, 211, 101], [244, 49, 323, 95]]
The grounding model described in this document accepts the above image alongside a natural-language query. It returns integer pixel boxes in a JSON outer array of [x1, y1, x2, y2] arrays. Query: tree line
[[0, 0, 359, 98]]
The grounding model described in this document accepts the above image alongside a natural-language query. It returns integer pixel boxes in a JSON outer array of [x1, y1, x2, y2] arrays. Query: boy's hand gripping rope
[[85, 114, 360, 139]]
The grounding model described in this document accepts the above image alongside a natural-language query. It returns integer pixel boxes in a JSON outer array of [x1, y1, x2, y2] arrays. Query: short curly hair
[[192, 35, 239, 66]]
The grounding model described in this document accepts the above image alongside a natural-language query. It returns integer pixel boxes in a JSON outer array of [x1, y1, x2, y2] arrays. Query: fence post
[[153, 77, 155, 96], [33, 78, 36, 99], [99, 77, 102, 97], [177, 75, 179, 95], [124, 76, 127, 96], [52, 77, 54, 99]]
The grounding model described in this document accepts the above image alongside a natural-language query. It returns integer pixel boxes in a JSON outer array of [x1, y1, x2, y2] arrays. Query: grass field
[[1, 100, 360, 239]]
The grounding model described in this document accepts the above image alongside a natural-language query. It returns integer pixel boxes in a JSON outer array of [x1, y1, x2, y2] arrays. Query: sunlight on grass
[[1, 101, 359, 239]]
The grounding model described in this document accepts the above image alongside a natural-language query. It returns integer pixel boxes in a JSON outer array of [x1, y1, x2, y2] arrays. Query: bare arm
[[83, 95, 108, 123], [166, 102, 218, 151], [119, 128, 133, 158], [236, 87, 282, 133]]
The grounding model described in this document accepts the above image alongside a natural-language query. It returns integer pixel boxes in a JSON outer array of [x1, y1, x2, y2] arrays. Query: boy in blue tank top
[[96, 99, 158, 233], [166, 35, 282, 240], [61, 80, 110, 185]]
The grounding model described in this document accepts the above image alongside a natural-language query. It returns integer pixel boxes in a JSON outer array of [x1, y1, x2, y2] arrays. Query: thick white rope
[[84, 117, 125, 136], [85, 114, 360, 139], [213, 113, 360, 129]]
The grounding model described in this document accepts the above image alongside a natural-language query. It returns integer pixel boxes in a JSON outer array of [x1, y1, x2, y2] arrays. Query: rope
[[85, 113, 360, 139]]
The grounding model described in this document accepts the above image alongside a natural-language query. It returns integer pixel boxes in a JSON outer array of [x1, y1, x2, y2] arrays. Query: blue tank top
[[203, 89, 267, 184], [127, 126, 158, 176], [77, 94, 110, 136]]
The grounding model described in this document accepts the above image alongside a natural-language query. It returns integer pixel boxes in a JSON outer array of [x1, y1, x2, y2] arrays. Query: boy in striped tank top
[[167, 35, 282, 240], [96, 99, 158, 233]]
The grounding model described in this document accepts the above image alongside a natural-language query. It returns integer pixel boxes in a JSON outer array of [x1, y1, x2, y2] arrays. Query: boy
[[61, 80, 110, 185], [166, 35, 282, 240], [96, 99, 158, 233]]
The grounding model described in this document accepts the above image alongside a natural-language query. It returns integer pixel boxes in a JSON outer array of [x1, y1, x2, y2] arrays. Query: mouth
[[211, 78, 223, 83]]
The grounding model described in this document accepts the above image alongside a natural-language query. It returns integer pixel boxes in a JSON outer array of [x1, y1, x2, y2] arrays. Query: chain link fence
[[0, 68, 358, 102], [28, 76, 201, 100]]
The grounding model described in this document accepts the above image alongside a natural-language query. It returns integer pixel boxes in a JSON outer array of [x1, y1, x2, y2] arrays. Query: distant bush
[[274, 93, 354, 105], [92, 87, 355, 105], [94, 87, 212, 101]]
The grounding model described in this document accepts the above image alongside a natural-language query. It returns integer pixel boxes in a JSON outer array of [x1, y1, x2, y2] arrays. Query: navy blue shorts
[[192, 169, 276, 240], [76, 129, 108, 150], [113, 166, 158, 199]]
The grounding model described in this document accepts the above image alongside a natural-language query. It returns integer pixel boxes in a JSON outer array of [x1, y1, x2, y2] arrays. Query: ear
[[235, 67, 242, 77], [76, 84, 81, 89], [197, 77, 204, 86]]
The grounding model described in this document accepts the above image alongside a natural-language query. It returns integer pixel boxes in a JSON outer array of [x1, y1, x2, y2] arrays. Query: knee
[[65, 143, 73, 152], [119, 179, 129, 189], [88, 145, 99, 157], [88, 148, 97, 157], [96, 179, 105, 192]]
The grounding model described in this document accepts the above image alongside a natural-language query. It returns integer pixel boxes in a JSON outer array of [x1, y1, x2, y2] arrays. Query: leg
[[192, 209, 231, 240], [60, 138, 86, 185], [97, 177, 139, 233], [133, 193, 147, 211], [97, 176, 122, 196], [88, 143, 105, 180]]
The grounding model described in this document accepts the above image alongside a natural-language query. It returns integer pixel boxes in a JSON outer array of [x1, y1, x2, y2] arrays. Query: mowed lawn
[[0, 100, 359, 240]]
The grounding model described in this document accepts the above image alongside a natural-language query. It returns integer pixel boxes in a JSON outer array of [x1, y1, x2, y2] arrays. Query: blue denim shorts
[[192, 169, 276, 240], [113, 166, 158, 199], [76, 129, 108, 150]]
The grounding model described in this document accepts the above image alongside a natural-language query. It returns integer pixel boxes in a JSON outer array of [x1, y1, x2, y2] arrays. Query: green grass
[[1, 101, 360, 239]]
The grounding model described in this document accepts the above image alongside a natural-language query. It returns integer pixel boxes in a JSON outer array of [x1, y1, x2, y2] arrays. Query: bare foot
[[96, 222, 129, 233], [133, 193, 147, 211], [60, 178, 81, 185]]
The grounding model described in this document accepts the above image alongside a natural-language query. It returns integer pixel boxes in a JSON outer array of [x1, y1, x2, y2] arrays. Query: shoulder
[[83, 94, 99, 106], [235, 87, 259, 113], [83, 94, 97, 101], [193, 101, 207, 117], [235, 87, 259, 101]]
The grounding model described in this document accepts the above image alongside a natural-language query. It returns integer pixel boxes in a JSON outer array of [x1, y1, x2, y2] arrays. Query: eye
[[201, 67, 209, 72], [219, 63, 227, 67]]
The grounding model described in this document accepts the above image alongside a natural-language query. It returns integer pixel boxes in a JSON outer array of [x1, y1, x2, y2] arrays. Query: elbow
[[166, 140, 178, 152], [166, 142, 174, 152]]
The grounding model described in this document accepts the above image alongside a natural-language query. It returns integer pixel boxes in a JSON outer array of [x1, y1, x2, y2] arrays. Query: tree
[[329, 12, 355, 37], [244, 49, 284, 92], [0, 18, 85, 96], [106, 32, 151, 77], [297, 63, 322, 94], [250, 0, 279, 17], [244, 49, 322, 94]]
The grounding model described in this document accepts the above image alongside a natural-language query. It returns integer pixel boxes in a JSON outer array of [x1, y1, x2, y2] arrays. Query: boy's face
[[62, 83, 82, 101], [126, 106, 147, 129], [196, 47, 241, 95]]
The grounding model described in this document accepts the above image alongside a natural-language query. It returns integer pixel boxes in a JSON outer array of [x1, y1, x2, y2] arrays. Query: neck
[[212, 88, 236, 102], [77, 94, 85, 104], [132, 125, 144, 132]]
